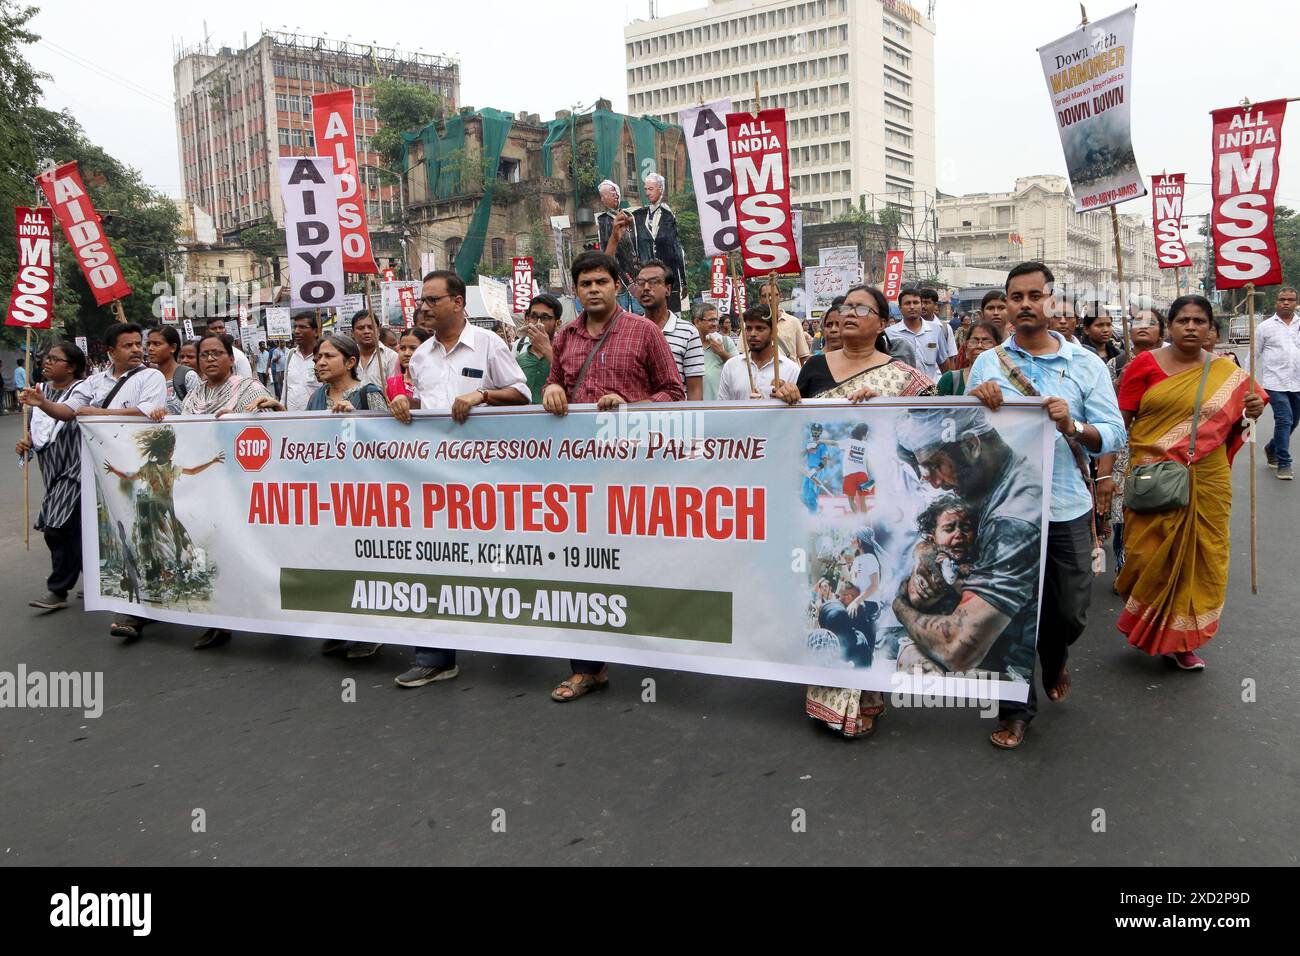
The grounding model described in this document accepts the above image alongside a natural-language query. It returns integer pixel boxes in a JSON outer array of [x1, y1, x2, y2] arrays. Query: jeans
[[414, 646, 455, 668], [1265, 390, 1300, 468], [44, 511, 82, 598], [1112, 520, 1125, 572], [1000, 511, 1094, 724]]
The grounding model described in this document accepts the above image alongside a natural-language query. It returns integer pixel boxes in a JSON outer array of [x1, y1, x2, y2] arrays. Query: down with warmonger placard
[[5, 0, 1296, 894]]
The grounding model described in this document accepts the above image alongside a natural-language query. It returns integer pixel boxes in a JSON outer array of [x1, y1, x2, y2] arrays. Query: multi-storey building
[[624, 0, 937, 268], [937, 175, 1163, 309], [174, 32, 459, 237]]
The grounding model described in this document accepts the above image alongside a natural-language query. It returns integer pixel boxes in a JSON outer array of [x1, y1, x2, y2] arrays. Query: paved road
[[0, 405, 1296, 866]]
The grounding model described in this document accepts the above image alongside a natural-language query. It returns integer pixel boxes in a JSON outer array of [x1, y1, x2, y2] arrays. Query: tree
[[372, 78, 442, 168], [1202, 207, 1298, 314]]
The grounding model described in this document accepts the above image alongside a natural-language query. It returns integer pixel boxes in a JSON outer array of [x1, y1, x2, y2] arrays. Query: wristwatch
[[476, 385, 490, 398], [1067, 418, 1083, 438]]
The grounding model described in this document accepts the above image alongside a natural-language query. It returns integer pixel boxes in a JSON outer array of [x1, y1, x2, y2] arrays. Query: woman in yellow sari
[[773, 284, 935, 737], [1115, 295, 1266, 667]]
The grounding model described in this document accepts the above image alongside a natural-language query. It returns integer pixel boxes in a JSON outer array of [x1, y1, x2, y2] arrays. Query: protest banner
[[265, 307, 292, 339], [81, 399, 1054, 702], [311, 89, 378, 274], [710, 256, 728, 298], [75, 335, 88, 354], [159, 296, 179, 325], [1038, 6, 1145, 212], [726, 108, 801, 277], [332, 292, 366, 326], [477, 274, 513, 325], [679, 98, 739, 257], [883, 250, 906, 301], [732, 278, 747, 315], [1210, 99, 1288, 289], [511, 257, 533, 315], [181, 321, 194, 342], [277, 157, 345, 308], [379, 281, 420, 326], [1152, 173, 1192, 269], [6, 207, 54, 329], [382, 268, 395, 282], [804, 266, 856, 311], [398, 285, 418, 327], [37, 162, 132, 306]]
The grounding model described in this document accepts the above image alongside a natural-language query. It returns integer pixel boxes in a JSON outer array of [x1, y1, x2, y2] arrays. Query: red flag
[[1152, 174, 1192, 269], [398, 285, 417, 328], [6, 207, 55, 329], [312, 89, 378, 274], [726, 109, 801, 278], [710, 255, 728, 297], [1210, 99, 1287, 289], [512, 257, 533, 314], [882, 250, 906, 302], [37, 162, 131, 306]]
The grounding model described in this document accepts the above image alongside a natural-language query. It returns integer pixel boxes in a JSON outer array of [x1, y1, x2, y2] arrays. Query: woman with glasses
[[181, 333, 280, 416], [938, 320, 1003, 395], [16, 342, 92, 612], [772, 284, 935, 738]]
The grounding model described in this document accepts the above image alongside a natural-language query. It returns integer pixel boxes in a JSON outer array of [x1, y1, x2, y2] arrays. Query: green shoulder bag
[[1124, 356, 1212, 514]]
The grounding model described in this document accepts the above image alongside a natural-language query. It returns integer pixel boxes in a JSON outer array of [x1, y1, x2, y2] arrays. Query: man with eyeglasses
[[517, 293, 563, 404], [389, 269, 530, 689], [635, 260, 703, 401], [281, 311, 320, 411]]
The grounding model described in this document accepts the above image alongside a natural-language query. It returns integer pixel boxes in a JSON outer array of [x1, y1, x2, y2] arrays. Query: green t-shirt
[[701, 333, 738, 400], [517, 348, 551, 404]]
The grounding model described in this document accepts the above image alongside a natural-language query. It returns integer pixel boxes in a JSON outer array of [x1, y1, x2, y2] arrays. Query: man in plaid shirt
[[542, 250, 685, 701]]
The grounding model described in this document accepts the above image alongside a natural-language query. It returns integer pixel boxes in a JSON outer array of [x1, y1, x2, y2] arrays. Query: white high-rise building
[[625, 0, 936, 228]]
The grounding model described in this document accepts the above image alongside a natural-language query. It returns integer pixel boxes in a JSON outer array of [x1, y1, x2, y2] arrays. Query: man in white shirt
[[717, 305, 800, 400], [892, 287, 953, 381], [1258, 285, 1300, 479], [203, 317, 254, 379], [635, 259, 704, 400], [281, 312, 320, 411], [389, 269, 529, 688], [919, 287, 959, 358], [351, 309, 398, 393]]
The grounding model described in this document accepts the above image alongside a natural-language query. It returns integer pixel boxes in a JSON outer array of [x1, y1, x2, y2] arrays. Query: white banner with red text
[[80, 401, 1054, 701]]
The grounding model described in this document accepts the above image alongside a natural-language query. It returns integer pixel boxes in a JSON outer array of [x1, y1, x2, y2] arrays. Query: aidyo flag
[[278, 157, 346, 308]]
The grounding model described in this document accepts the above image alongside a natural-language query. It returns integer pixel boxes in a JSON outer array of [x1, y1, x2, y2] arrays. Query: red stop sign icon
[[234, 426, 271, 472]]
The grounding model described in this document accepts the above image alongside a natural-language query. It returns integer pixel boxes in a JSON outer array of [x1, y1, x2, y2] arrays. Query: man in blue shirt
[[965, 260, 1125, 750]]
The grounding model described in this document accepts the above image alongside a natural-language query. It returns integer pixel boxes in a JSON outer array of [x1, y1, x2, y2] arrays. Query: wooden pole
[[1246, 281, 1258, 595], [731, 255, 759, 399], [1110, 207, 1131, 355], [766, 271, 783, 388], [22, 326, 32, 551]]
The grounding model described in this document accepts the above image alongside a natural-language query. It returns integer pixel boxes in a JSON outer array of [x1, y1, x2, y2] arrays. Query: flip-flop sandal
[[990, 719, 1028, 750], [110, 621, 143, 642], [551, 675, 609, 702], [842, 713, 877, 739]]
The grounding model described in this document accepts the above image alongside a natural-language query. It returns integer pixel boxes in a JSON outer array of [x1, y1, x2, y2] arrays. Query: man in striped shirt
[[635, 259, 703, 400]]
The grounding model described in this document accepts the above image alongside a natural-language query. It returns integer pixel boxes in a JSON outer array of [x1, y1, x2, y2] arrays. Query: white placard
[[265, 307, 292, 339], [277, 156, 345, 308], [476, 275, 513, 325]]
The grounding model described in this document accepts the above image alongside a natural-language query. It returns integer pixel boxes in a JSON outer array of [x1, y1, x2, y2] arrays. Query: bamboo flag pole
[[748, 79, 786, 390], [1246, 281, 1258, 594], [731, 254, 759, 399], [1110, 207, 1131, 356], [22, 326, 32, 551]]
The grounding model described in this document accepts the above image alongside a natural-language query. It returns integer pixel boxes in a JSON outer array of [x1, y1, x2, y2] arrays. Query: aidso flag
[[680, 98, 739, 257], [1039, 6, 1144, 211], [278, 157, 345, 308], [1151, 173, 1192, 269], [37, 161, 132, 306], [1210, 99, 1288, 289], [726, 108, 802, 277], [80, 400, 1054, 702], [6, 207, 54, 328], [311, 90, 379, 274]]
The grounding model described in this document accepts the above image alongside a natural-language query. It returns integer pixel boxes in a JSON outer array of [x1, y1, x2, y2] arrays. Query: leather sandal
[[1046, 665, 1072, 702], [990, 718, 1028, 750], [550, 673, 609, 702]]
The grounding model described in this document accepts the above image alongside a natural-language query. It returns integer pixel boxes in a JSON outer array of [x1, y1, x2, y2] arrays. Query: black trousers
[[1000, 511, 1094, 724], [44, 510, 82, 598]]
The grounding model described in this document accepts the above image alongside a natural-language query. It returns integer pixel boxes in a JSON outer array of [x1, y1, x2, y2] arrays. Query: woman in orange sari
[[1115, 295, 1266, 668]]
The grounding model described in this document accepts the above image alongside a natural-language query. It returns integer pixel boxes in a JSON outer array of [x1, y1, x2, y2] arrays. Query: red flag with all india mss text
[[726, 109, 801, 278], [6, 207, 54, 328], [37, 162, 131, 306], [1151, 174, 1192, 268], [312, 89, 378, 274], [1210, 99, 1287, 289]]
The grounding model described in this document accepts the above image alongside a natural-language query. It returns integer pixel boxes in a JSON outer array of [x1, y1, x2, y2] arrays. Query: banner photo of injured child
[[800, 403, 1054, 696]]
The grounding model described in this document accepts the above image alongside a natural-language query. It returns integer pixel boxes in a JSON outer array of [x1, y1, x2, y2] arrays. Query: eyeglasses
[[835, 305, 879, 318], [633, 276, 666, 287], [198, 350, 229, 360], [420, 294, 454, 307], [524, 311, 557, 322]]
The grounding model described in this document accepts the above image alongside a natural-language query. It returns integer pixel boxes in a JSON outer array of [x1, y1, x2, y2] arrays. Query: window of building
[[499, 158, 521, 183], [445, 236, 462, 265], [278, 127, 291, 147], [491, 238, 506, 270]]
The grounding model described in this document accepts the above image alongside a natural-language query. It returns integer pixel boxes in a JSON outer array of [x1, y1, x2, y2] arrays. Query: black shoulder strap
[[172, 365, 190, 401], [98, 365, 145, 409]]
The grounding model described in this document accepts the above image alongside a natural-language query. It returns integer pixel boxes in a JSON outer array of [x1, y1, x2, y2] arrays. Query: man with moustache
[[717, 305, 800, 400]]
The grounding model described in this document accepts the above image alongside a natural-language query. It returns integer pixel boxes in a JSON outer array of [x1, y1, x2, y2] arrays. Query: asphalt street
[[0, 401, 1297, 866]]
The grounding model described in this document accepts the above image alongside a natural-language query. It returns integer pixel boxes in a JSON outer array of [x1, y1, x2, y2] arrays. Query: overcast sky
[[25, 0, 1300, 222]]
